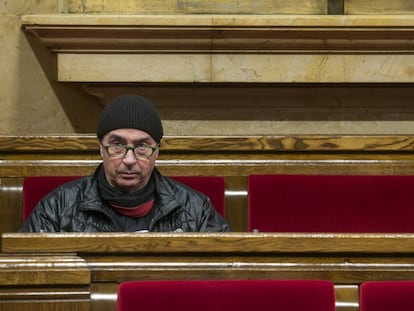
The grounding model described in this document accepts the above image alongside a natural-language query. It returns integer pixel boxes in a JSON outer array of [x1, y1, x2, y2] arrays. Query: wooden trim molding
[[3, 232, 414, 254], [2, 135, 414, 179], [21, 14, 414, 53], [2, 135, 414, 153]]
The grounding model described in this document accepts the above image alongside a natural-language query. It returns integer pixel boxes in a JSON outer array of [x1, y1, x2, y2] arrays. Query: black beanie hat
[[97, 94, 163, 143]]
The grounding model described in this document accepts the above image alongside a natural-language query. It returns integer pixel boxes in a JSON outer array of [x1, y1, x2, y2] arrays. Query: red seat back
[[23, 176, 81, 221], [23, 175, 225, 221], [248, 174, 414, 232], [360, 281, 414, 311], [171, 176, 225, 217], [117, 279, 335, 311]]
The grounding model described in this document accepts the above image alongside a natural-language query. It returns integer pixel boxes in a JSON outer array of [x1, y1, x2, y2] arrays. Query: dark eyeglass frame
[[102, 144, 159, 159]]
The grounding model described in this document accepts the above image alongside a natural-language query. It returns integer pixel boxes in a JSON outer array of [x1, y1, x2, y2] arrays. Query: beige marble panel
[[67, 0, 326, 14], [20, 14, 414, 27], [0, 15, 68, 135], [8, 15, 75, 134], [163, 120, 414, 136], [4, 1, 414, 136], [0, 0, 74, 135], [0, 0, 62, 14], [57, 53, 414, 83], [58, 54, 211, 82], [0, 1, 100, 135], [346, 0, 414, 14], [0, 15, 19, 132], [214, 54, 414, 83]]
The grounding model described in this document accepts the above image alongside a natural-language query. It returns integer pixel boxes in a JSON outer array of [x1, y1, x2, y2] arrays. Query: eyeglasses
[[102, 144, 159, 159]]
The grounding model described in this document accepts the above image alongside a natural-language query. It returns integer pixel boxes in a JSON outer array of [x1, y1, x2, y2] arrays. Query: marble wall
[[0, 0, 100, 134], [65, 0, 327, 14], [2, 0, 414, 136]]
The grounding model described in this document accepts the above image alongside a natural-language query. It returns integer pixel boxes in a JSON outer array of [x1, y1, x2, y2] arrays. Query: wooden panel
[[3, 233, 414, 311], [0, 254, 90, 285], [0, 301, 89, 311], [3, 232, 414, 254], [0, 254, 90, 311], [0, 178, 23, 233], [3, 135, 414, 178], [84, 254, 414, 284], [3, 135, 414, 153]]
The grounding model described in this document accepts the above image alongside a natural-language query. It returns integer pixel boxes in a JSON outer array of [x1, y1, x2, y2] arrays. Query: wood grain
[[0, 254, 90, 285], [2, 135, 414, 152], [3, 232, 414, 254]]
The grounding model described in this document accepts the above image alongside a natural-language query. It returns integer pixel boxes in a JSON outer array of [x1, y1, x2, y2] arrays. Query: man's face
[[100, 128, 159, 193]]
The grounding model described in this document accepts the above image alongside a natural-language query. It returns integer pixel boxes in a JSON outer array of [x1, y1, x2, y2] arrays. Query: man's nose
[[122, 148, 137, 163]]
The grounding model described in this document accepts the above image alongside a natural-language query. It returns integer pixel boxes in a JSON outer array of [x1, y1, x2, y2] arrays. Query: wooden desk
[[2, 233, 414, 311]]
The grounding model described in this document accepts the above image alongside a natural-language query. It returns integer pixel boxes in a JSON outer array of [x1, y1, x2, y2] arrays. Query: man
[[20, 94, 230, 232]]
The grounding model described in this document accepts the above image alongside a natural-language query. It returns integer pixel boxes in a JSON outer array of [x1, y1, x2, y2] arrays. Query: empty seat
[[360, 281, 414, 311], [23, 175, 225, 221], [117, 279, 336, 311], [248, 174, 414, 232]]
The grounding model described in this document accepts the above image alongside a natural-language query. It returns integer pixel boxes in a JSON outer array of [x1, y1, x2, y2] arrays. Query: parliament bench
[[20, 173, 414, 235], [2, 134, 414, 233], [2, 233, 414, 311]]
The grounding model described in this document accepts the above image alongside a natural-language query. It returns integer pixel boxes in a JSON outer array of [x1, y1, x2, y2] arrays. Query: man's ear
[[99, 144, 104, 158]]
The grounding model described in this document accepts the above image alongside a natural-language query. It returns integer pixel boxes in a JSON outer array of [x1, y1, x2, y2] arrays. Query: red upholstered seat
[[170, 176, 225, 217], [360, 281, 414, 311], [23, 176, 82, 221], [117, 279, 336, 311], [248, 174, 414, 232], [23, 175, 225, 221]]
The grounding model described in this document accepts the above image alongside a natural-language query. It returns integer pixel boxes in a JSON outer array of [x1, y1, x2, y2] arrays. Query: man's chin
[[116, 177, 144, 192]]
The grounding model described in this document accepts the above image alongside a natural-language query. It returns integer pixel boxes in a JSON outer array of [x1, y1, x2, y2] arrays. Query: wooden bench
[[2, 232, 414, 311], [2, 135, 414, 232]]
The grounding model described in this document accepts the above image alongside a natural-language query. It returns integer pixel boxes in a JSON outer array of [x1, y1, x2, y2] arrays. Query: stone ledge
[[22, 14, 414, 53], [21, 14, 414, 82], [21, 14, 414, 26]]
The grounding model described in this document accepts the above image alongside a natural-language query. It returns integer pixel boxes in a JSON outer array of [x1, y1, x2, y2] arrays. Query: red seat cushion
[[248, 174, 414, 232], [117, 279, 335, 311], [360, 281, 414, 311], [171, 176, 225, 217]]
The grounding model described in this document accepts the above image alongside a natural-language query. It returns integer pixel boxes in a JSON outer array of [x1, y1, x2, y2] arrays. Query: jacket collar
[[77, 166, 182, 228]]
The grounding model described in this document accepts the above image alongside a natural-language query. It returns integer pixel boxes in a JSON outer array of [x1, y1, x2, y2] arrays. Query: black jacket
[[20, 168, 230, 232]]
